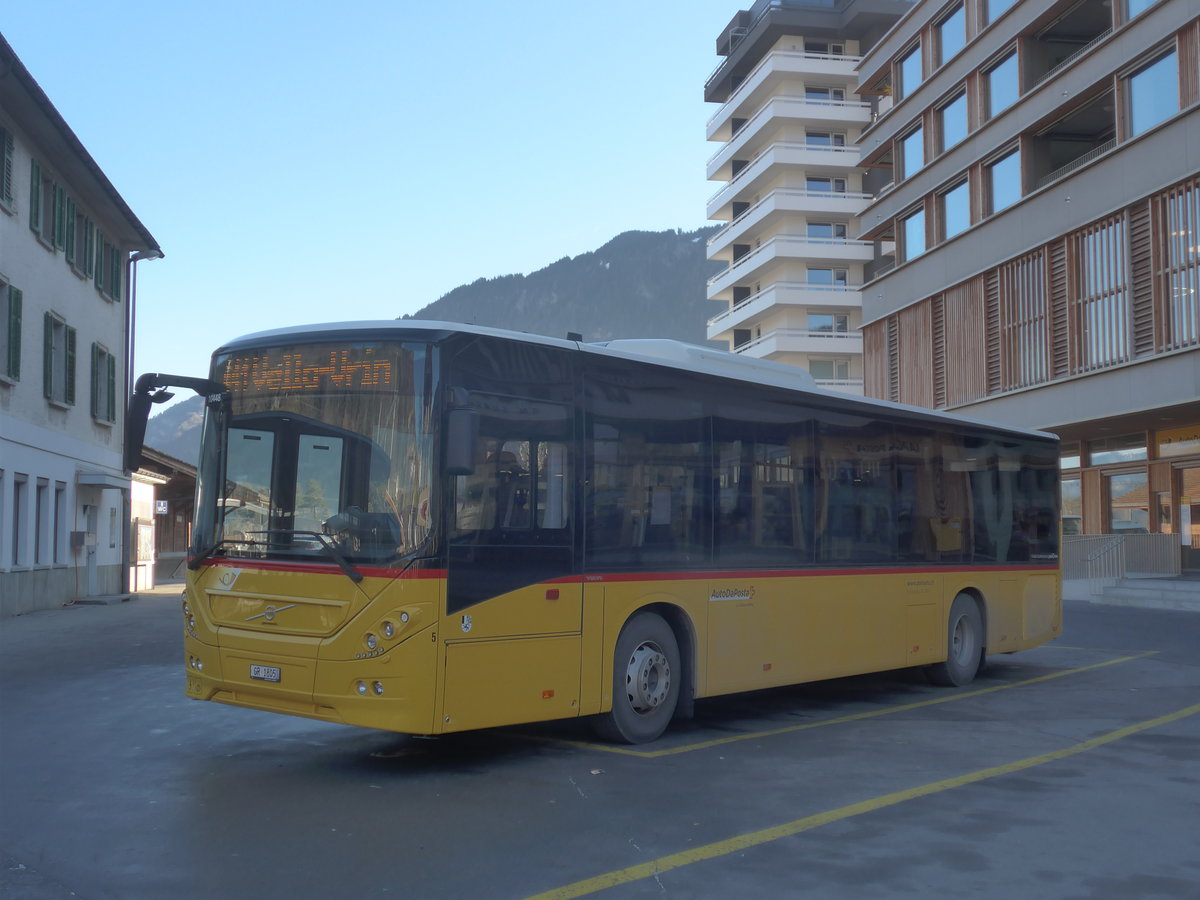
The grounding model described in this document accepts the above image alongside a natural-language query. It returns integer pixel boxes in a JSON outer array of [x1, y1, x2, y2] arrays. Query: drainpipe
[[122, 248, 163, 596]]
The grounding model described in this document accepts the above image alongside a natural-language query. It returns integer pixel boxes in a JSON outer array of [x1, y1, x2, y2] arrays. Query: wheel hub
[[625, 642, 671, 714]]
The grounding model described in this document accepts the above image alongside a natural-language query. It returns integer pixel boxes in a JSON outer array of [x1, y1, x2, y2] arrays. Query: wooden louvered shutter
[[984, 271, 1001, 394], [1128, 200, 1156, 355], [1048, 239, 1070, 377], [887, 314, 900, 402], [90, 343, 101, 418], [107, 352, 117, 422], [932, 294, 946, 407]]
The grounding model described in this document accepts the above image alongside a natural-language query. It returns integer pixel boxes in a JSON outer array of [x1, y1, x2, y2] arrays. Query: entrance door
[[1180, 466, 1200, 572], [84, 504, 98, 596]]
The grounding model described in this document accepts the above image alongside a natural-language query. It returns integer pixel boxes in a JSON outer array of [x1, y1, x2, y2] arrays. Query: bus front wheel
[[594, 612, 680, 744], [926, 594, 984, 687]]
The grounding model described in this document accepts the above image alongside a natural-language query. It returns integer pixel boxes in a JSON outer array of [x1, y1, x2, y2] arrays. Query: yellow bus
[[127, 321, 1061, 743]]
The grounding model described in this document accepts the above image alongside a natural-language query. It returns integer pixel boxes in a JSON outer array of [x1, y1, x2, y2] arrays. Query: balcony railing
[[707, 185, 869, 247], [709, 236, 873, 286], [1032, 29, 1113, 88], [708, 282, 861, 327], [705, 49, 863, 130], [705, 0, 850, 92], [1033, 138, 1117, 190]]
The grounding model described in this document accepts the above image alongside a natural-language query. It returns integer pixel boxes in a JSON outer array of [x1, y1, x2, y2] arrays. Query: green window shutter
[[42, 312, 53, 398], [90, 343, 100, 418], [106, 352, 117, 422], [29, 160, 42, 234], [65, 196, 77, 263], [64, 325, 76, 406], [109, 246, 122, 299], [6, 286, 20, 381], [84, 218, 95, 278], [95, 234, 108, 290], [1, 128, 13, 206], [54, 184, 67, 249]]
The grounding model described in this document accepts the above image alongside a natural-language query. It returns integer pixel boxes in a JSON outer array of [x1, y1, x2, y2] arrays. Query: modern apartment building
[[704, 0, 915, 394], [854, 0, 1200, 567], [0, 33, 162, 615]]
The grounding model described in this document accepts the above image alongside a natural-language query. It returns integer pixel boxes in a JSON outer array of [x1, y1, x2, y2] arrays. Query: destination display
[[218, 344, 397, 395]]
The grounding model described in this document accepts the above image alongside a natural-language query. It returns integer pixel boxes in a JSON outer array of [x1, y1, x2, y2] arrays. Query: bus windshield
[[191, 340, 436, 569]]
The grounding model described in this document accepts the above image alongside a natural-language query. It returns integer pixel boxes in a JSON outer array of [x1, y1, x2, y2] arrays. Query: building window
[[1127, 50, 1178, 138], [1061, 476, 1081, 535], [985, 0, 1018, 24], [1000, 253, 1048, 389], [806, 87, 845, 104], [807, 267, 849, 286], [42, 313, 76, 407], [807, 223, 848, 239], [1126, 0, 1156, 20], [809, 313, 849, 333], [0, 126, 13, 211], [986, 52, 1019, 119], [939, 180, 971, 240], [12, 474, 28, 567], [936, 5, 966, 66], [896, 43, 923, 102], [900, 126, 925, 180], [810, 359, 850, 381], [1162, 179, 1200, 348], [54, 482, 66, 564], [1089, 435, 1147, 466], [1061, 442, 1082, 470], [1, 282, 20, 382], [1108, 471, 1150, 533], [91, 343, 117, 424], [806, 177, 847, 193], [938, 92, 968, 152], [72, 211, 96, 279], [1076, 216, 1130, 368], [806, 131, 846, 147], [986, 148, 1022, 213], [897, 43, 923, 101], [901, 208, 926, 261], [95, 234, 122, 300]]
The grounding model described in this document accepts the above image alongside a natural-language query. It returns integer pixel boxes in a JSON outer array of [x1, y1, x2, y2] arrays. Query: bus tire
[[926, 594, 984, 687], [594, 612, 680, 744]]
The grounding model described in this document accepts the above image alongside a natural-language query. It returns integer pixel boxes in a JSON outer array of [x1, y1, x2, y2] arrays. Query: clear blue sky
[[5, 0, 740, 390]]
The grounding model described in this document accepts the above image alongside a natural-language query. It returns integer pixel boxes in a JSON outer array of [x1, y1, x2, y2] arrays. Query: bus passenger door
[[442, 420, 582, 732]]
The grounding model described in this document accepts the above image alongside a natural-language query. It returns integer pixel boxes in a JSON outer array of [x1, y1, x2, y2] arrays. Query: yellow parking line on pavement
[[553, 651, 1157, 758], [524, 699, 1200, 900]]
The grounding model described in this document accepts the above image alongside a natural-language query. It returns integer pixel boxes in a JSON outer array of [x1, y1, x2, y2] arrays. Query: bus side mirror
[[446, 408, 479, 476]]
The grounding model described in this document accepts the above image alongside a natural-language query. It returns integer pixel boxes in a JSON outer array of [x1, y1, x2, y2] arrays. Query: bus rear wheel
[[927, 594, 984, 687], [594, 612, 680, 744]]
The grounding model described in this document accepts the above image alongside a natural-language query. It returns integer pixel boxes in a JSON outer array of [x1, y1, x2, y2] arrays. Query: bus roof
[[215, 319, 1057, 443]]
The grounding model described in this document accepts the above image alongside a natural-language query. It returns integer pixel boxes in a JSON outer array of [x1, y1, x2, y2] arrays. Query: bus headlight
[[356, 681, 368, 696], [365, 633, 378, 651], [382, 621, 395, 639], [372, 682, 385, 696]]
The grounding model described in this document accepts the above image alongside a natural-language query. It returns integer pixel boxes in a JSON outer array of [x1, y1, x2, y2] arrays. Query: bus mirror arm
[[125, 372, 228, 472], [446, 407, 480, 476]]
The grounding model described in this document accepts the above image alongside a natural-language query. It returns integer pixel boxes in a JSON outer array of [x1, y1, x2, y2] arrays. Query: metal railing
[[1033, 29, 1113, 88], [707, 282, 861, 327], [1033, 138, 1117, 190], [1062, 533, 1182, 595], [708, 235, 874, 286]]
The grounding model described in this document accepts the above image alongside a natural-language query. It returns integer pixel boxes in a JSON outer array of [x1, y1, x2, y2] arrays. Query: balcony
[[707, 282, 862, 338], [707, 94, 872, 144], [709, 129, 860, 180], [706, 49, 862, 139], [708, 186, 870, 255], [708, 164, 870, 223], [731, 326, 864, 359], [707, 236, 873, 294]]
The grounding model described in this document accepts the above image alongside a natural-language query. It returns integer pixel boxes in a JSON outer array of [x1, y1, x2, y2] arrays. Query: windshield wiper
[[252, 529, 365, 583]]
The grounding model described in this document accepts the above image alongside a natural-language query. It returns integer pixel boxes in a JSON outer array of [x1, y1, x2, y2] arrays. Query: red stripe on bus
[[197, 558, 447, 579]]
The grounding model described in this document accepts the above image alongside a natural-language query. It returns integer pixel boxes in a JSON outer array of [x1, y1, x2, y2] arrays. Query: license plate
[[249, 664, 281, 683]]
